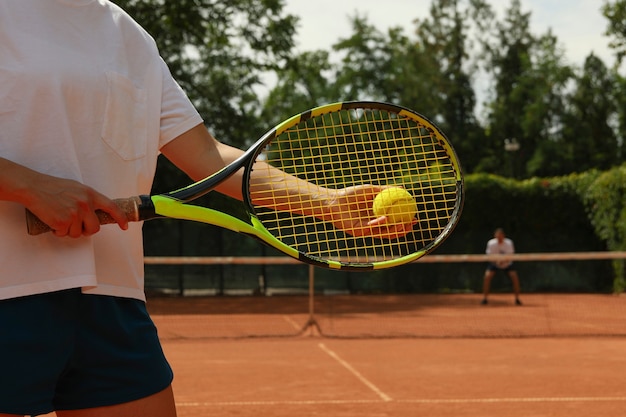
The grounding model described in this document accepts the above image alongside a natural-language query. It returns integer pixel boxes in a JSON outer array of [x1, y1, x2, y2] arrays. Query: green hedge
[[583, 165, 626, 292]]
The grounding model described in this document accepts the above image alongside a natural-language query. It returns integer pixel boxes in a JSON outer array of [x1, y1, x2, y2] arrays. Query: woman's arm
[[0, 157, 128, 237], [160, 124, 414, 239]]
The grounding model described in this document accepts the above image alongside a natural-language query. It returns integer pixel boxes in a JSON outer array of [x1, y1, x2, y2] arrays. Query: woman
[[0, 1, 405, 416]]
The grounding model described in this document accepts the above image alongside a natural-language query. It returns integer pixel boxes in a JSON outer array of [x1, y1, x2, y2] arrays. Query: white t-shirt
[[0, 0, 203, 300], [486, 237, 515, 269]]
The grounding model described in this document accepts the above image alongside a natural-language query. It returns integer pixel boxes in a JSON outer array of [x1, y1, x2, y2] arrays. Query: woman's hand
[[26, 175, 129, 238], [325, 185, 417, 240], [0, 158, 128, 238]]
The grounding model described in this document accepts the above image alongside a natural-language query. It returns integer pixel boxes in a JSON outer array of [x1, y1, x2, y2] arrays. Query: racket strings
[[250, 107, 460, 264]]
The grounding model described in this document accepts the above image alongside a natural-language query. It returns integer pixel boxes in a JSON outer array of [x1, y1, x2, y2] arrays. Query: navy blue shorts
[[486, 262, 516, 272], [0, 289, 173, 415]]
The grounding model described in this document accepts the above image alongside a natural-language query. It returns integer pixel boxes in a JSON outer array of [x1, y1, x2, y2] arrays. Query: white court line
[[177, 396, 626, 407], [317, 342, 392, 402], [178, 399, 383, 407], [401, 396, 626, 404], [281, 315, 301, 331]]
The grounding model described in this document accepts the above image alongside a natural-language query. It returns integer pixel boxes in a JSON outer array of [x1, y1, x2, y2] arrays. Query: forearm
[[248, 162, 335, 221], [162, 125, 407, 238], [0, 157, 43, 206], [161, 124, 335, 218]]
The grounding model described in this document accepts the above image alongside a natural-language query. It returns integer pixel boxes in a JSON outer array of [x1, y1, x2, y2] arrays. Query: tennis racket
[[26, 101, 464, 270]]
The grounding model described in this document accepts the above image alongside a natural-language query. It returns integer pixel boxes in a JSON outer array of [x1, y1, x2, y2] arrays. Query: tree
[[559, 54, 620, 174], [521, 32, 574, 177], [260, 50, 337, 125], [482, 0, 572, 178], [603, 0, 626, 65], [414, 0, 493, 174], [602, 0, 626, 155], [114, 0, 298, 147], [330, 14, 441, 107]]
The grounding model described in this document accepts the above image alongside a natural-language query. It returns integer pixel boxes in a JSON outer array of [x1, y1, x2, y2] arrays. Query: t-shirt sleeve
[[157, 58, 204, 148]]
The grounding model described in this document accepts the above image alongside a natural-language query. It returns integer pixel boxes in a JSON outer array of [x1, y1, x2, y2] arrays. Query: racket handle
[[25, 196, 143, 235]]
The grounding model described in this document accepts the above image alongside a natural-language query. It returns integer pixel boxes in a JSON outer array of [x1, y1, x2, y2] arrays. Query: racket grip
[[25, 196, 143, 235]]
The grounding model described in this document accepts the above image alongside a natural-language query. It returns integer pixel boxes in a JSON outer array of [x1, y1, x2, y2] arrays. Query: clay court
[[149, 293, 626, 417], [165, 337, 626, 417], [38, 293, 626, 416]]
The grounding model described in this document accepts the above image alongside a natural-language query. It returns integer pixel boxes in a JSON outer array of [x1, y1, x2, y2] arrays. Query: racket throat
[[137, 195, 163, 221]]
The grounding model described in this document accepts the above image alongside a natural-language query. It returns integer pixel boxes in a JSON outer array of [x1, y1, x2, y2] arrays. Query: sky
[[282, 0, 614, 68]]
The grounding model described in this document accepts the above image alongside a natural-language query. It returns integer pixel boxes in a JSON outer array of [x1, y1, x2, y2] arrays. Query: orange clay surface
[[40, 293, 626, 417], [163, 336, 626, 417]]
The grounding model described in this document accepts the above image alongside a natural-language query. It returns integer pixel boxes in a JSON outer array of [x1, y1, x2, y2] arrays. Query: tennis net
[[145, 252, 626, 339]]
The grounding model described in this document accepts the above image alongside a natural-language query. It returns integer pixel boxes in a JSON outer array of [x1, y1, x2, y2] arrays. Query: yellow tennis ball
[[372, 187, 418, 224]]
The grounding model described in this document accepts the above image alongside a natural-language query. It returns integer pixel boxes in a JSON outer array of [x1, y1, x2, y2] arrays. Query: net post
[[309, 264, 314, 317], [299, 264, 321, 336]]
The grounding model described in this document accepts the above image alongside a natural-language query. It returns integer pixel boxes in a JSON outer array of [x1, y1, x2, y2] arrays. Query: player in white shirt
[[481, 228, 522, 305]]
